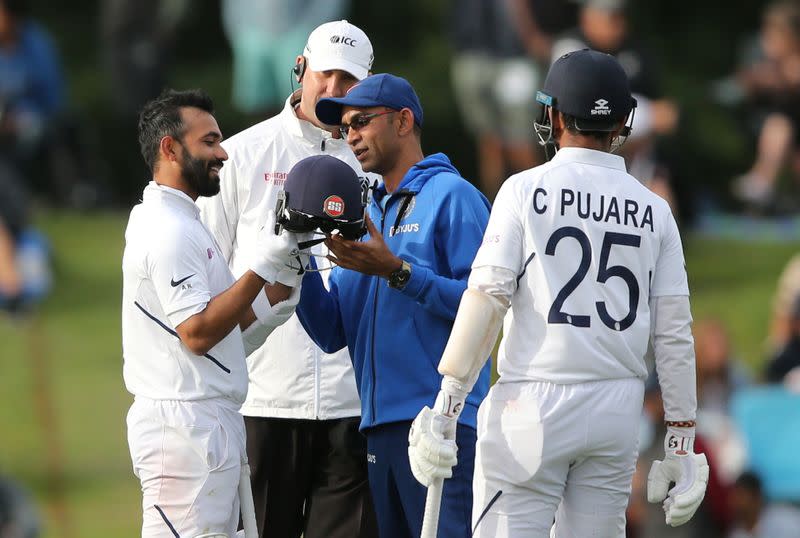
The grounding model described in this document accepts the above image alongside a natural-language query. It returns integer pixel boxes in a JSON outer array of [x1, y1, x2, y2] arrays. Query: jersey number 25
[[545, 226, 641, 332]]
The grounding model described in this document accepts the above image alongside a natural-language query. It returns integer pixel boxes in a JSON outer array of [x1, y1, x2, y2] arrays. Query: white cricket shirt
[[122, 182, 248, 404], [197, 93, 379, 419], [473, 147, 689, 384]]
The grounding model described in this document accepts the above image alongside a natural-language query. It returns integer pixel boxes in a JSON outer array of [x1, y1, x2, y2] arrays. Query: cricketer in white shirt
[[475, 147, 689, 386], [122, 182, 249, 403], [123, 181, 251, 538], [408, 50, 707, 538], [122, 91, 301, 538], [414, 148, 698, 537], [123, 181, 301, 537]]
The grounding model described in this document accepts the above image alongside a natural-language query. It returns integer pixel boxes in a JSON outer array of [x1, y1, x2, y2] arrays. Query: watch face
[[389, 263, 411, 289]]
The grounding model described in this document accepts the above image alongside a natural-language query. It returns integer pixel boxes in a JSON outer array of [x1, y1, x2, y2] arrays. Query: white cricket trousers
[[472, 377, 644, 538], [127, 397, 247, 538]]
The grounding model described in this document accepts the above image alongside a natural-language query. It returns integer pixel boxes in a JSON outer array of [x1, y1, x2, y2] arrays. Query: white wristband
[[251, 288, 271, 323], [434, 376, 468, 418], [665, 426, 695, 455]]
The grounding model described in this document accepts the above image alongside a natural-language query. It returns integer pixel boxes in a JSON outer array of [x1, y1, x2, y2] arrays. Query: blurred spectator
[[731, 386, 800, 502], [765, 295, 800, 386], [448, 0, 578, 200], [221, 0, 350, 119], [0, 0, 61, 156], [1, 0, 101, 208], [695, 318, 752, 414], [0, 474, 40, 537], [0, 0, 57, 313], [727, 470, 800, 538], [551, 0, 680, 212], [693, 318, 750, 484], [768, 253, 800, 352], [0, 162, 28, 312], [101, 0, 188, 118], [100, 0, 189, 205], [627, 376, 731, 537], [719, 1, 800, 213]]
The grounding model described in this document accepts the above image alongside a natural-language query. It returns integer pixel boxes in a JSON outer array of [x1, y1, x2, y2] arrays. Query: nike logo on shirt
[[170, 274, 195, 287]]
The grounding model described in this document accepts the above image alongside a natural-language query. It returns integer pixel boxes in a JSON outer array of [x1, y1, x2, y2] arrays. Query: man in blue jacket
[[295, 73, 491, 538]]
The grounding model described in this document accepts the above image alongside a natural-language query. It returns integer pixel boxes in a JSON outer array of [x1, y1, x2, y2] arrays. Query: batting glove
[[408, 406, 457, 487], [408, 377, 468, 487], [647, 426, 709, 526], [249, 211, 300, 284]]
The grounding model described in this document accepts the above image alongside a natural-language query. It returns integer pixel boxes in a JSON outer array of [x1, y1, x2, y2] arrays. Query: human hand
[[249, 210, 300, 284], [408, 406, 458, 487], [325, 215, 401, 277], [408, 377, 468, 487], [647, 426, 709, 526], [275, 231, 317, 286]]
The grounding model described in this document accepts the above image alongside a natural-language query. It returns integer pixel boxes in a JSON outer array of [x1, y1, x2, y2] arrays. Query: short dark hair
[[137, 88, 215, 173]]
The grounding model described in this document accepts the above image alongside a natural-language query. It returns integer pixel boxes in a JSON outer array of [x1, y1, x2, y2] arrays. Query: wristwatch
[[388, 260, 412, 290]]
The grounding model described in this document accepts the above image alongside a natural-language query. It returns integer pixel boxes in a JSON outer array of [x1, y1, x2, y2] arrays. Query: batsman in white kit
[[122, 89, 304, 538], [408, 49, 709, 537]]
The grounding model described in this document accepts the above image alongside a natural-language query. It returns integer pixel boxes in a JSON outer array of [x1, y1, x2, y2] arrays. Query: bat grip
[[420, 478, 444, 538]]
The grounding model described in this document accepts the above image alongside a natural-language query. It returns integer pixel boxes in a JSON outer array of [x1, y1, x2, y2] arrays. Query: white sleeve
[[468, 265, 517, 302], [651, 208, 690, 297], [147, 231, 212, 327], [197, 156, 239, 263], [651, 294, 697, 422], [472, 179, 525, 275]]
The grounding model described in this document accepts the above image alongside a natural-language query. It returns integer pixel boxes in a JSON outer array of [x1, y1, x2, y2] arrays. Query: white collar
[[280, 90, 345, 149], [142, 181, 200, 219], [550, 146, 627, 172]]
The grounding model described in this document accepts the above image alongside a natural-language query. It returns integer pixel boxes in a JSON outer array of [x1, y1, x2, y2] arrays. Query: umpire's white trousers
[[472, 377, 644, 538], [127, 397, 246, 538]]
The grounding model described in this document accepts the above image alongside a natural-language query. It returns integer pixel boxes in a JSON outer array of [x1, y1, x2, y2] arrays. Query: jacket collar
[[373, 152, 454, 203], [550, 147, 627, 171], [280, 90, 346, 151], [142, 181, 200, 219]]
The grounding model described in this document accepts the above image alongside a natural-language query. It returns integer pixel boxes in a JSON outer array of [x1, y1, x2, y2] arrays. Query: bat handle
[[420, 478, 444, 538]]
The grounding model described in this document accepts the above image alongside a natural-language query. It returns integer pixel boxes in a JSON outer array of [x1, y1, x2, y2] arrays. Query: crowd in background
[[3, 0, 800, 536]]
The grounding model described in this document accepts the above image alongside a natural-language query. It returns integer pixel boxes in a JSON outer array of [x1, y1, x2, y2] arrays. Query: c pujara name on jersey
[[532, 187, 654, 232]]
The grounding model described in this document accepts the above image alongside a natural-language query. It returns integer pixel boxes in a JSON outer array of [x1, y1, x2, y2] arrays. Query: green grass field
[[1, 210, 797, 537]]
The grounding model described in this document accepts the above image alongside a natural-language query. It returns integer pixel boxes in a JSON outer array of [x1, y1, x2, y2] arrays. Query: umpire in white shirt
[[123, 88, 303, 538], [197, 20, 378, 538]]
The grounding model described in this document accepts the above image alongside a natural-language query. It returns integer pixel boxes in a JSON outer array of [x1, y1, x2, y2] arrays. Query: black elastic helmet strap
[[538, 105, 636, 156], [563, 114, 617, 141]]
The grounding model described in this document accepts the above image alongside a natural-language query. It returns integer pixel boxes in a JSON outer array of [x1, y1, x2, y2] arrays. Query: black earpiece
[[292, 58, 306, 82]]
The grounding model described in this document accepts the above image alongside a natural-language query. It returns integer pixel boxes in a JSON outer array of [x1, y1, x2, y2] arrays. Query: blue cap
[[316, 73, 424, 127]]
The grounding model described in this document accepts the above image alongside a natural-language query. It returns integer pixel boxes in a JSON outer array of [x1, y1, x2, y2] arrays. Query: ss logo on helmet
[[323, 195, 345, 217]]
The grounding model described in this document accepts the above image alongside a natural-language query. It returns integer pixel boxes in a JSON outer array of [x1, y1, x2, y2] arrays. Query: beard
[[182, 151, 222, 197]]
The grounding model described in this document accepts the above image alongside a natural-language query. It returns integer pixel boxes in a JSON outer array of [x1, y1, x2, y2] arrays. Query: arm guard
[[437, 288, 509, 394]]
